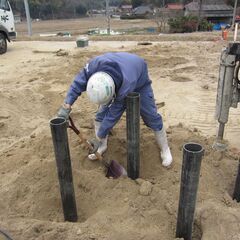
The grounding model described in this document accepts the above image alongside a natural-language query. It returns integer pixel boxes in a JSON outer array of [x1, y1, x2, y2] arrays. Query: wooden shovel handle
[[69, 116, 103, 161]]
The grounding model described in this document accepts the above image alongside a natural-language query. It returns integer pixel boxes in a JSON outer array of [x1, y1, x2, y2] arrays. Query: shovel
[[68, 116, 127, 179]]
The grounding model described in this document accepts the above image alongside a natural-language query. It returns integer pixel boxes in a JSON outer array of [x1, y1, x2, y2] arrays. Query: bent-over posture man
[[58, 52, 173, 167]]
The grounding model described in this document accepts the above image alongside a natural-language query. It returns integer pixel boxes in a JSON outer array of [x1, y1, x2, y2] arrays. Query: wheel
[[0, 33, 7, 54]]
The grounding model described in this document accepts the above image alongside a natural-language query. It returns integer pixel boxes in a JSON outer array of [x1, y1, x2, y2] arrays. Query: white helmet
[[86, 72, 115, 105]]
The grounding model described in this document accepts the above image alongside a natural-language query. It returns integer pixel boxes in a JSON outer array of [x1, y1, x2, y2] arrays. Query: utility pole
[[106, 0, 110, 35], [23, 0, 32, 36], [196, 0, 203, 31], [232, 0, 238, 26]]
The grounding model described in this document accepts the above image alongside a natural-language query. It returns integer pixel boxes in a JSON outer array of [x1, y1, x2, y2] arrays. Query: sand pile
[[0, 40, 240, 240]]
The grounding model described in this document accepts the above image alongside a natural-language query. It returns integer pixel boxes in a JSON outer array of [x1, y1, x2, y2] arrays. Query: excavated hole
[[192, 221, 202, 240], [4, 123, 234, 239], [64, 132, 167, 222]]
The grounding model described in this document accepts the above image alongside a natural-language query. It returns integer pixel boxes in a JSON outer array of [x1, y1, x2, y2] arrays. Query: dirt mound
[[1, 121, 240, 240], [196, 201, 240, 240], [0, 41, 240, 240]]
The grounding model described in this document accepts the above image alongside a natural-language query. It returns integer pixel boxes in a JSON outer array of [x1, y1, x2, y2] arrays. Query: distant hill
[[9, 0, 236, 19]]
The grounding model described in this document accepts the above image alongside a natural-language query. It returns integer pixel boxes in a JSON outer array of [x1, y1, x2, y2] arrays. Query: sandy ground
[[16, 17, 238, 42], [1, 39, 240, 240], [16, 17, 156, 36]]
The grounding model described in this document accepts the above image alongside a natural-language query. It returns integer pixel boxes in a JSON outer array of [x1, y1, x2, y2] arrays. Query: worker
[[57, 52, 173, 167]]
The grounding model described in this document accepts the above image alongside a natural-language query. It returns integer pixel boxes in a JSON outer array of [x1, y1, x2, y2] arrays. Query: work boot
[[154, 128, 173, 167]]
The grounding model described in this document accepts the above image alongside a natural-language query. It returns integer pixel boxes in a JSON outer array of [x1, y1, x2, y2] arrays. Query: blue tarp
[[213, 23, 228, 30]]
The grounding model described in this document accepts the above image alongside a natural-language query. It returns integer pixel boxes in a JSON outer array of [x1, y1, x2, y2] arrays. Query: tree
[[150, 0, 165, 7], [225, 0, 240, 7], [131, 0, 144, 8], [120, 0, 132, 5], [28, 0, 42, 19], [110, 0, 123, 6], [154, 8, 169, 32], [48, 0, 64, 19], [11, 0, 175, 19], [83, 0, 105, 9], [76, 3, 87, 15]]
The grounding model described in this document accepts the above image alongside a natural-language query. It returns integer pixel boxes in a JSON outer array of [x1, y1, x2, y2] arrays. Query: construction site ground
[[1, 20, 240, 239]]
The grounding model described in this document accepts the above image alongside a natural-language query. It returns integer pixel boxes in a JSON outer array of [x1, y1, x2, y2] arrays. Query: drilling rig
[[214, 42, 240, 150]]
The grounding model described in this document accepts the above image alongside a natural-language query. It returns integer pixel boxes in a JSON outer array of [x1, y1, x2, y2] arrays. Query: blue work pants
[[95, 84, 163, 132]]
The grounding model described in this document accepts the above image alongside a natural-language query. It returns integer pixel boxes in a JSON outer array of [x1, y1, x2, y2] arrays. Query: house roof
[[165, 3, 184, 10], [133, 6, 153, 15], [204, 12, 233, 17], [185, 2, 233, 11], [203, 4, 233, 11]]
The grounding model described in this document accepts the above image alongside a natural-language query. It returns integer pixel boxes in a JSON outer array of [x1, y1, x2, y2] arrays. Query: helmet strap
[[101, 93, 116, 108]]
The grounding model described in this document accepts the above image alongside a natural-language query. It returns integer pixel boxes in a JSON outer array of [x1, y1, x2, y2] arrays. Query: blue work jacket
[[65, 52, 151, 138]]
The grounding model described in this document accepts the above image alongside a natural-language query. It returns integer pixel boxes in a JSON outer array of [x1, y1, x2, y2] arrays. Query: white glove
[[57, 104, 71, 120], [88, 120, 108, 160], [88, 136, 108, 160]]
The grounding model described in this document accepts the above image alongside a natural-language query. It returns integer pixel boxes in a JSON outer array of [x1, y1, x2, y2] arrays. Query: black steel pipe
[[126, 92, 140, 180], [50, 117, 78, 222], [176, 143, 204, 240], [233, 160, 240, 202]]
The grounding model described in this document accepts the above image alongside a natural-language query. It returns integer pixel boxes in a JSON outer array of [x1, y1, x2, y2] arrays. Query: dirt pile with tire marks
[[0, 41, 240, 240]]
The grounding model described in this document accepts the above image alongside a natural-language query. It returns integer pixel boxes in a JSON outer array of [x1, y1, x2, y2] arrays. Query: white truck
[[0, 0, 16, 54]]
